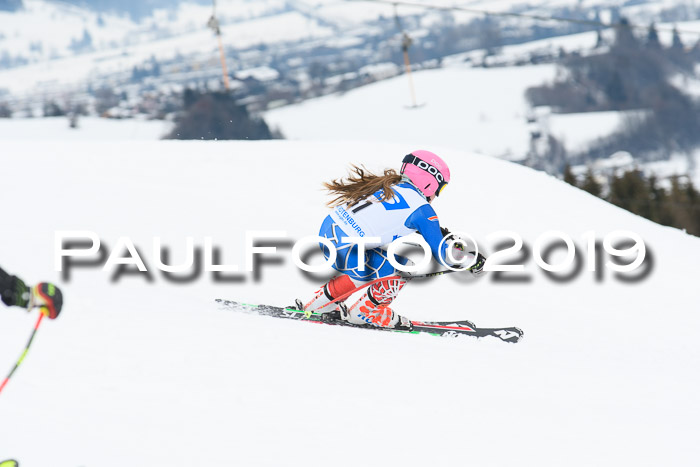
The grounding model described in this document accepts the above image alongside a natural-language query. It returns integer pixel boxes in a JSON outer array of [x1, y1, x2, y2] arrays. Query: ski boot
[[294, 275, 359, 318], [344, 277, 412, 331], [344, 297, 413, 331]]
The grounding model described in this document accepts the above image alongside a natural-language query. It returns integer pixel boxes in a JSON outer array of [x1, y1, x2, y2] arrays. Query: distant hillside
[[58, 0, 209, 18]]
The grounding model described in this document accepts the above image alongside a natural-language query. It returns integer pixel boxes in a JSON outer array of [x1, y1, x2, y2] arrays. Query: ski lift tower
[[207, 0, 230, 91], [394, 4, 420, 108]]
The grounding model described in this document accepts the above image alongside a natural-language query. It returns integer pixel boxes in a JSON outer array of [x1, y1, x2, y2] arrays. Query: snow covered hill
[[264, 29, 700, 183], [1, 140, 699, 466], [265, 60, 637, 162], [266, 63, 560, 158], [1, 0, 698, 96], [0, 115, 171, 140]]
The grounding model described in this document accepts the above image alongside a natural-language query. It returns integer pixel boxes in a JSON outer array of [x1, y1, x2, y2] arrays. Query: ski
[[215, 299, 523, 343]]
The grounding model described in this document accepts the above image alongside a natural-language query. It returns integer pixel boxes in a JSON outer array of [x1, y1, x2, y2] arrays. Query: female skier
[[0, 266, 63, 319], [297, 150, 485, 331]]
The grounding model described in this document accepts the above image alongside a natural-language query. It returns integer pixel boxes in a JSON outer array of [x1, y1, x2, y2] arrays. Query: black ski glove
[[1, 275, 63, 318], [441, 227, 486, 274], [467, 252, 487, 275], [1, 275, 30, 308]]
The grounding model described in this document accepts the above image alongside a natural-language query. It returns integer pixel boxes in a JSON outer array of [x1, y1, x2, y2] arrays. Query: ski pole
[[0, 312, 45, 396], [403, 269, 461, 280]]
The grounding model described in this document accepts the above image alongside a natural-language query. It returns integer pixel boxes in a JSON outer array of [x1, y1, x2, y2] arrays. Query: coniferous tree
[[608, 170, 650, 216], [647, 175, 670, 225], [607, 173, 622, 207], [691, 39, 700, 61], [0, 102, 11, 118], [595, 29, 605, 48], [647, 23, 661, 50], [604, 71, 627, 107], [606, 171, 700, 236], [167, 90, 277, 140], [671, 27, 684, 52], [686, 180, 700, 235], [43, 101, 65, 117], [613, 18, 639, 51], [667, 176, 698, 234], [581, 169, 603, 197], [563, 165, 577, 186]]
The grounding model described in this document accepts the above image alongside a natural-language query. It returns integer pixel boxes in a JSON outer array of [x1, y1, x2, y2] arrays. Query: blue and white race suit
[[319, 181, 451, 281]]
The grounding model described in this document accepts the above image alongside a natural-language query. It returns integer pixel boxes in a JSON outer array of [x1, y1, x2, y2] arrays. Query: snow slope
[[265, 35, 700, 171], [266, 62, 633, 159], [0, 140, 699, 467], [267, 64, 560, 158], [0, 116, 171, 141]]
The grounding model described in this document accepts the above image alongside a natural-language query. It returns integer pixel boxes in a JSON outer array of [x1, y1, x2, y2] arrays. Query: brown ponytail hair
[[324, 165, 403, 208]]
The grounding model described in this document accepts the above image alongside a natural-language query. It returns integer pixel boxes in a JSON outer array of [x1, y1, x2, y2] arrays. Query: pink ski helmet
[[400, 150, 450, 198]]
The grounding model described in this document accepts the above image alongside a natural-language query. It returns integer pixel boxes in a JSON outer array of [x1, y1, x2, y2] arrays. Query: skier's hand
[[0, 275, 30, 309], [29, 283, 63, 319], [442, 227, 473, 269], [441, 227, 487, 274], [447, 238, 468, 264], [467, 252, 487, 275]]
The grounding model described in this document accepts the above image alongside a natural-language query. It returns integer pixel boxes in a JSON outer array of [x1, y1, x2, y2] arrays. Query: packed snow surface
[[0, 117, 171, 141], [267, 65, 561, 157], [1, 140, 699, 466]]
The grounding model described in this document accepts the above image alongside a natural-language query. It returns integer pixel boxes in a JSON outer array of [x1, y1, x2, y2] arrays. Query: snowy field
[[0, 117, 171, 141], [0, 1, 334, 95], [1, 3, 699, 465], [265, 63, 632, 159], [267, 64, 559, 157], [266, 58, 700, 182], [1, 140, 699, 466], [2, 0, 698, 96]]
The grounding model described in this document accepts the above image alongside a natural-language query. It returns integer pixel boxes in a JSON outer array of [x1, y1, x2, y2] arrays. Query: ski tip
[[488, 327, 524, 343], [506, 327, 524, 343]]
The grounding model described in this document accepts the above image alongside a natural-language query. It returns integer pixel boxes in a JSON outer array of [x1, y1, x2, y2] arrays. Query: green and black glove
[[1, 275, 31, 309], [441, 226, 486, 274], [1, 275, 63, 319], [467, 251, 487, 275]]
